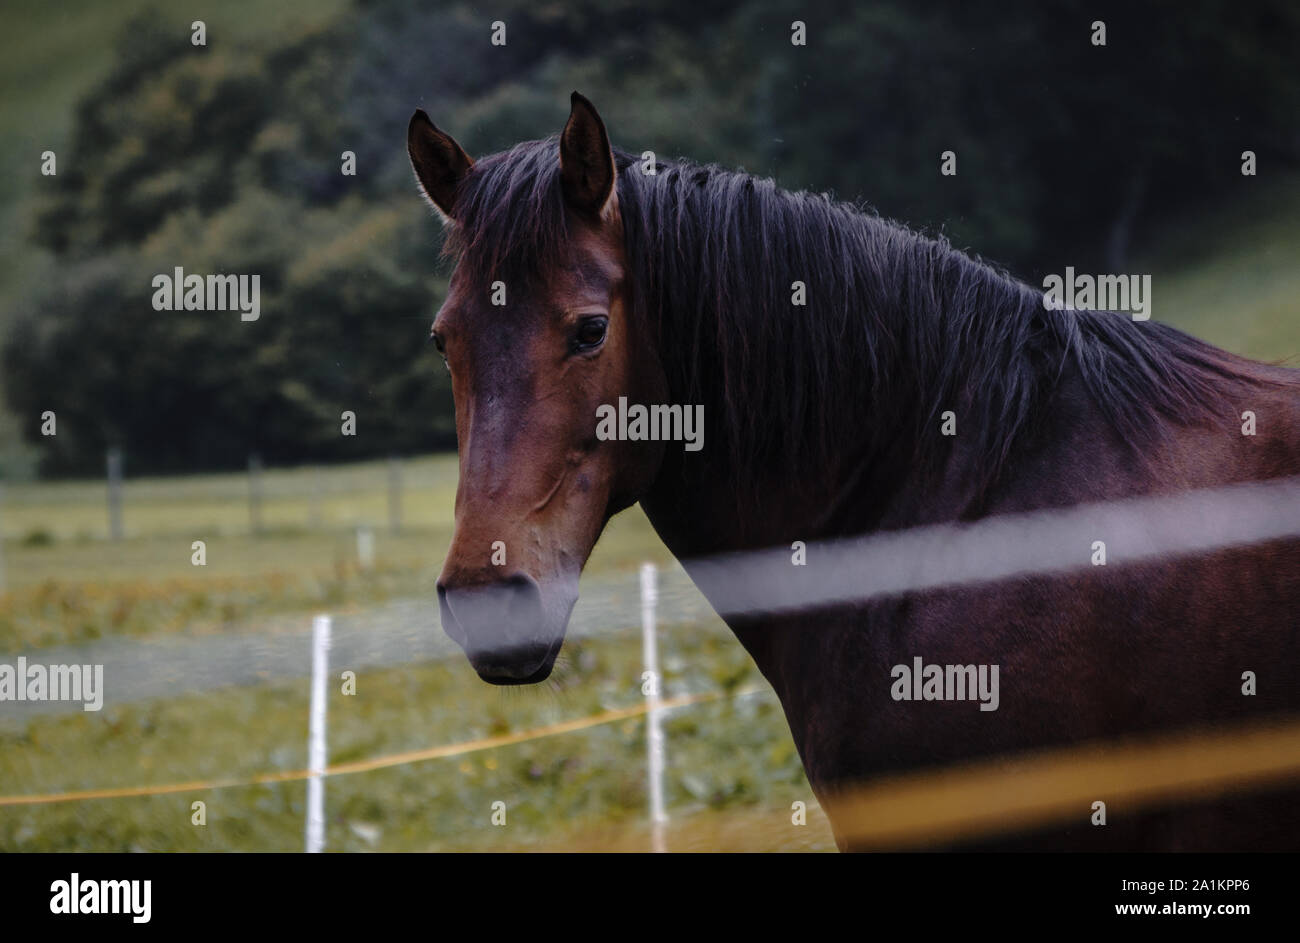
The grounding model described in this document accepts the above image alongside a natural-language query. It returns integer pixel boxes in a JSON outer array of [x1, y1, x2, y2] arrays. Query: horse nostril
[[500, 573, 542, 624], [436, 581, 467, 646], [438, 573, 545, 649]]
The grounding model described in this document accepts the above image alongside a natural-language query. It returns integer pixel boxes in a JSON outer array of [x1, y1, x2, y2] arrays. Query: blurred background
[[0, 0, 1297, 851]]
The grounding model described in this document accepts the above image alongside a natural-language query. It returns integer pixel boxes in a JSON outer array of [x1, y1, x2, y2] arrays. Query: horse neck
[[638, 226, 1037, 557]]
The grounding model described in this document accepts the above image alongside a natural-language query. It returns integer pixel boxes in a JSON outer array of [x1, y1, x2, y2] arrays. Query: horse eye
[[573, 316, 608, 352], [430, 332, 450, 373]]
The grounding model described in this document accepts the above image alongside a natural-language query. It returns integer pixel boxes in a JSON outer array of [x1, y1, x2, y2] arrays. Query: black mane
[[446, 136, 1248, 509]]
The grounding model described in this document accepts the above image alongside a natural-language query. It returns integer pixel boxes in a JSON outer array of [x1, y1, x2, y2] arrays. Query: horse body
[[408, 93, 1300, 850], [643, 361, 1300, 849]]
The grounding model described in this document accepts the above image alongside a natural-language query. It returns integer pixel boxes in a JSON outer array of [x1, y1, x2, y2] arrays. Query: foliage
[[4, 0, 1298, 474]]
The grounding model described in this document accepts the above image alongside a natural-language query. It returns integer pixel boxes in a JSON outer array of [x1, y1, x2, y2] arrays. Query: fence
[[88, 450, 410, 543], [0, 563, 710, 853]]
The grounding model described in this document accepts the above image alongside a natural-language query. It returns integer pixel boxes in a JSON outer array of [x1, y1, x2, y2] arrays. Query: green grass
[[0, 452, 823, 851], [0, 452, 675, 651], [2, 454, 461, 546], [1140, 172, 1300, 363], [0, 619, 833, 852], [0, 450, 816, 851]]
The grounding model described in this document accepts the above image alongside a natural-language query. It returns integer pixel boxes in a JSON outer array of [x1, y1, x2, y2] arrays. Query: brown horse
[[409, 93, 1300, 850]]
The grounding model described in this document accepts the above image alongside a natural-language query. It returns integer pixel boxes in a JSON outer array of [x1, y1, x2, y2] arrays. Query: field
[[1136, 172, 1300, 362], [0, 454, 837, 851], [0, 625, 832, 852]]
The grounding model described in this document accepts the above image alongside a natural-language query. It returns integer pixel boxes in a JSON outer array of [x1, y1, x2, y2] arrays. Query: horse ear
[[560, 91, 617, 219], [407, 110, 474, 220]]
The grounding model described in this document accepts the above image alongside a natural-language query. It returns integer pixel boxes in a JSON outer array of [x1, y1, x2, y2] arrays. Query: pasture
[[0, 454, 831, 851]]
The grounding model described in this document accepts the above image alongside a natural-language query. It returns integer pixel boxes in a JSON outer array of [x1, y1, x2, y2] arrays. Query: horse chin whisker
[[543, 651, 577, 697]]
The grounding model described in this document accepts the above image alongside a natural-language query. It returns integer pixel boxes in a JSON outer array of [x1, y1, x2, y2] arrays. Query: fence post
[[641, 562, 667, 852], [305, 613, 331, 853], [106, 448, 124, 541], [0, 481, 6, 594], [248, 454, 263, 535], [356, 525, 375, 571], [387, 455, 402, 535], [309, 466, 322, 530]]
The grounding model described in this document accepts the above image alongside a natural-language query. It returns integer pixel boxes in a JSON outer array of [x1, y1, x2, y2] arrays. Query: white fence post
[[308, 466, 323, 530], [106, 448, 124, 541], [248, 454, 263, 536], [356, 525, 375, 570], [387, 455, 402, 535], [0, 481, 6, 594], [305, 613, 331, 853], [640, 562, 667, 852]]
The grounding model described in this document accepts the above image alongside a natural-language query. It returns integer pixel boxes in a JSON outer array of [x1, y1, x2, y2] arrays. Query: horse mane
[[445, 136, 1255, 509]]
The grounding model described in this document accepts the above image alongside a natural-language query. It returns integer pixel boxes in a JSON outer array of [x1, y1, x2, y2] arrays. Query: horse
[[408, 92, 1300, 850]]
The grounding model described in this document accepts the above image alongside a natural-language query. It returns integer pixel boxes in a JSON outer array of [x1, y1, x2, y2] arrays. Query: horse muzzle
[[437, 572, 576, 684]]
